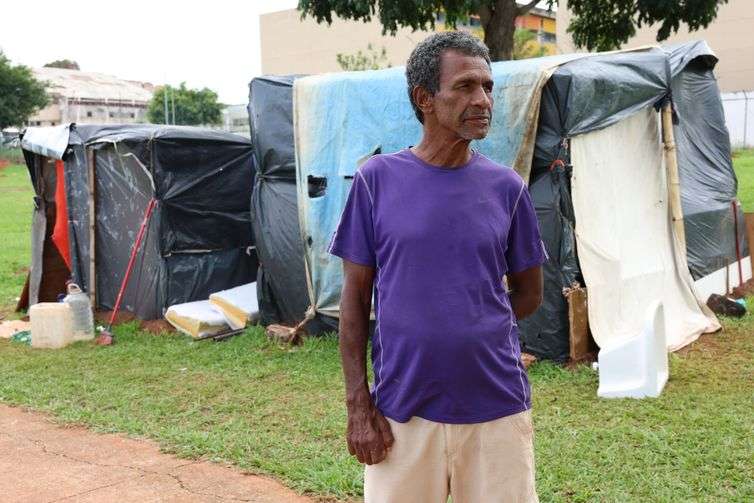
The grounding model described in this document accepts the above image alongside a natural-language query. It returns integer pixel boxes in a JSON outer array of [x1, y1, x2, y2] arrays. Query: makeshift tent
[[20, 124, 258, 320], [522, 41, 743, 360], [291, 42, 735, 358]]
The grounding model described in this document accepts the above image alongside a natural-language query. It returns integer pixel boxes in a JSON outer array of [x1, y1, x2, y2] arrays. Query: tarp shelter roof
[[665, 40, 718, 77], [21, 123, 251, 154]]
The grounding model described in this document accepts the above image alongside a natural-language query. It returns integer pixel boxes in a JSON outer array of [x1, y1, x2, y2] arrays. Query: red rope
[[549, 159, 565, 171]]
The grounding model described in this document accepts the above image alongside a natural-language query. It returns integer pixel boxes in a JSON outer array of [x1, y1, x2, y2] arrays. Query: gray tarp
[[665, 41, 747, 279]]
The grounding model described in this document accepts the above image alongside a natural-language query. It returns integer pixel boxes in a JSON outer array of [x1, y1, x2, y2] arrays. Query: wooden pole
[[662, 102, 687, 253], [87, 148, 96, 309]]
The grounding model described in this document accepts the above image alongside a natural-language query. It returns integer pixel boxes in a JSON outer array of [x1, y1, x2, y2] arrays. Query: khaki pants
[[364, 410, 538, 503]]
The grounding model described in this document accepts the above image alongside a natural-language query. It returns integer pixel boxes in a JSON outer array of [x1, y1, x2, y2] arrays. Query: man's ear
[[412, 86, 433, 119]]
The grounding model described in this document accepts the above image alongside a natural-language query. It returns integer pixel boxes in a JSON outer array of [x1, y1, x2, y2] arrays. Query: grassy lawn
[[0, 162, 33, 316], [1, 156, 753, 502], [733, 149, 754, 211]]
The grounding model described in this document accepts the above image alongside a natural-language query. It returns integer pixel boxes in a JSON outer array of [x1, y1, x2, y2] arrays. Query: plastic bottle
[[64, 283, 94, 341]]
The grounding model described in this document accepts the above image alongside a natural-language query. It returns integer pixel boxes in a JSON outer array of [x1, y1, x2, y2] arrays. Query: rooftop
[[33, 67, 155, 103]]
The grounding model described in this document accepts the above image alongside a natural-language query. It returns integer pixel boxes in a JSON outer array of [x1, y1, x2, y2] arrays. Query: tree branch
[[517, 0, 540, 16]]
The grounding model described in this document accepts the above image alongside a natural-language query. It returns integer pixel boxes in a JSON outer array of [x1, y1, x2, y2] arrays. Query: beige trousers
[[364, 410, 538, 503]]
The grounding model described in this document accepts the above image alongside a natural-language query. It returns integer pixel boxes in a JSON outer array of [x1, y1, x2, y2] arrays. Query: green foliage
[[300, 0, 469, 34], [513, 29, 547, 60], [567, 0, 728, 51], [0, 51, 49, 130], [298, 0, 551, 60], [147, 83, 223, 126], [336, 43, 391, 71], [43, 59, 80, 70]]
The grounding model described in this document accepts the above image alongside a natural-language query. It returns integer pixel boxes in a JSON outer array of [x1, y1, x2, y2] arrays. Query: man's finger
[[359, 444, 373, 465], [377, 416, 395, 447], [370, 445, 387, 464]]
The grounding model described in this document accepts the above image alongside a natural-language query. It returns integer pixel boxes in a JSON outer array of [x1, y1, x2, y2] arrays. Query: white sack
[[209, 282, 259, 330], [164, 300, 229, 339]]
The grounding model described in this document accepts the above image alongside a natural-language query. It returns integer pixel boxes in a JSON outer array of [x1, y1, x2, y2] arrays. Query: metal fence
[[722, 90, 754, 149]]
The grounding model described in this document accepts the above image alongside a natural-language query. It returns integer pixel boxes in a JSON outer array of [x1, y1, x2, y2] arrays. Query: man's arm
[[507, 265, 543, 320], [340, 259, 394, 465]]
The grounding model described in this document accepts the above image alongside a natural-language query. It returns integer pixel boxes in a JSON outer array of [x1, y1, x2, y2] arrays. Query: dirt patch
[[565, 351, 598, 370], [675, 330, 724, 357], [0, 159, 10, 170], [94, 310, 176, 335], [140, 319, 175, 335], [0, 404, 314, 503]]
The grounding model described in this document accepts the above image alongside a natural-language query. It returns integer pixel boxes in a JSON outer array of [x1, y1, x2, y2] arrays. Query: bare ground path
[[0, 404, 315, 503]]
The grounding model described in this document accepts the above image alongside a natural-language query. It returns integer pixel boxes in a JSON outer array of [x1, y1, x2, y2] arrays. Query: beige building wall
[[261, 10, 435, 75], [556, 0, 754, 92]]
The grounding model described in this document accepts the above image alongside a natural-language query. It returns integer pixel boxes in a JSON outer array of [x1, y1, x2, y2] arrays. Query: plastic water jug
[[30, 303, 74, 349], [64, 283, 94, 341]]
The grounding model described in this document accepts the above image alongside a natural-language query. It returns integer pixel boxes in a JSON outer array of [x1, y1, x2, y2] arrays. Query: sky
[[1, 0, 299, 105]]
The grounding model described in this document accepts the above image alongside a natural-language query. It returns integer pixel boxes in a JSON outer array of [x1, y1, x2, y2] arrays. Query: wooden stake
[[662, 102, 687, 253], [745, 212, 754, 277], [87, 148, 96, 308]]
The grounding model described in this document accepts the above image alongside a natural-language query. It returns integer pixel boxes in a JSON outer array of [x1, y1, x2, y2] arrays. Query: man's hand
[[339, 259, 394, 465], [507, 265, 543, 320], [346, 391, 394, 465]]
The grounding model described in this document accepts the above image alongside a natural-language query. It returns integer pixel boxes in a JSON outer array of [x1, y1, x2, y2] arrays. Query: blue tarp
[[294, 54, 583, 317]]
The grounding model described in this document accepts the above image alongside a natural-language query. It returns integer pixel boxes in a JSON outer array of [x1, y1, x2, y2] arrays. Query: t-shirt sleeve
[[328, 170, 376, 267], [505, 182, 547, 273]]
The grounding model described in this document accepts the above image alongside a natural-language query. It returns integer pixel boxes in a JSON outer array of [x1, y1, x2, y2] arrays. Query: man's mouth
[[465, 116, 490, 124]]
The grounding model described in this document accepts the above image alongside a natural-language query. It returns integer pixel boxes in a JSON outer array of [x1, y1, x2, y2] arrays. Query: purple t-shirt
[[329, 149, 546, 424]]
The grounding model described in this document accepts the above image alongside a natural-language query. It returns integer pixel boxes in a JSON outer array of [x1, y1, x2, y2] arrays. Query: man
[[329, 31, 545, 502]]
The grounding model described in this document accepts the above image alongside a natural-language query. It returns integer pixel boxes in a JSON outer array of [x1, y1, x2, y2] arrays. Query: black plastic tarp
[[248, 76, 312, 327]]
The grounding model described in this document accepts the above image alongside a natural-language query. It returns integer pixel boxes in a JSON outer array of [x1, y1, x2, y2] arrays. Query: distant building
[[222, 104, 250, 136], [556, 0, 753, 93], [28, 67, 155, 127], [260, 7, 556, 76]]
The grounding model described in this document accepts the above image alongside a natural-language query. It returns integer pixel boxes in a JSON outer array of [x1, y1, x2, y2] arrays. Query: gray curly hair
[[406, 31, 491, 124]]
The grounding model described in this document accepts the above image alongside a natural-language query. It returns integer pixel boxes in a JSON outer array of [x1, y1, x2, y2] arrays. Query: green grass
[[733, 149, 754, 212], [0, 155, 753, 501], [0, 163, 33, 315]]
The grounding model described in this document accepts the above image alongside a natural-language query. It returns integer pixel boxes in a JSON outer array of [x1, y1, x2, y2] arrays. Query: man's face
[[431, 50, 494, 140]]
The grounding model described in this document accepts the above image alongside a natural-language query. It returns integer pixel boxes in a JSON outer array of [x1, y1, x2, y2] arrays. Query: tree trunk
[[480, 0, 519, 61]]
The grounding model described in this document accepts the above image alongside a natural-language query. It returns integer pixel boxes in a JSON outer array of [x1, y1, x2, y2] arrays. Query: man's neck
[[411, 131, 472, 168]]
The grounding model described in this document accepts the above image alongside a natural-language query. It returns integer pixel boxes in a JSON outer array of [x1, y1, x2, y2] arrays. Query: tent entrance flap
[[570, 108, 718, 352]]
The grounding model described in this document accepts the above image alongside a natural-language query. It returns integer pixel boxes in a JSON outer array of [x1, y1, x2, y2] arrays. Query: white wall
[[723, 91, 754, 149]]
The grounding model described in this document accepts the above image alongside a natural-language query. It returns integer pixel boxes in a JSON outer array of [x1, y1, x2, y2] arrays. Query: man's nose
[[470, 85, 492, 110]]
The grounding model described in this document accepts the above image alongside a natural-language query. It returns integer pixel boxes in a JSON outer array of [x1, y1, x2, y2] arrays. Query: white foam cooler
[[30, 302, 74, 349]]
